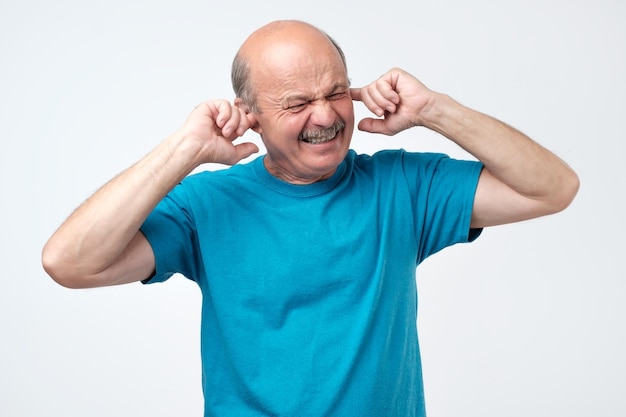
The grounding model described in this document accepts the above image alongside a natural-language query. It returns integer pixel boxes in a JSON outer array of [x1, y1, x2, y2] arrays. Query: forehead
[[252, 45, 348, 100], [252, 41, 348, 103]]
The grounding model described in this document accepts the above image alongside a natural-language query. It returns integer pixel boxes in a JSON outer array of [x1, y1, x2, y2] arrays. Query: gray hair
[[231, 32, 347, 114]]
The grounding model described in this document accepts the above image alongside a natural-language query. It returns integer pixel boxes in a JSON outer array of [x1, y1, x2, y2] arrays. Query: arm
[[351, 67, 579, 228], [42, 100, 259, 289]]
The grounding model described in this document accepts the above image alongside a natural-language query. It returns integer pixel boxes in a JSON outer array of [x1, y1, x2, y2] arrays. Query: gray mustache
[[298, 121, 345, 141]]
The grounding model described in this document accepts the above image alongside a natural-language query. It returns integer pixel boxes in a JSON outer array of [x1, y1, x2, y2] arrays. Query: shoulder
[[181, 157, 259, 188], [351, 149, 453, 175], [161, 157, 262, 211]]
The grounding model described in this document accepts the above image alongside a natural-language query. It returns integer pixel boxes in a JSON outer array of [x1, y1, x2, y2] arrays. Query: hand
[[182, 99, 259, 165], [351, 67, 436, 136]]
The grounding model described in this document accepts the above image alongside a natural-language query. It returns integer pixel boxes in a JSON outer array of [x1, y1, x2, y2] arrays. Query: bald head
[[231, 20, 347, 113]]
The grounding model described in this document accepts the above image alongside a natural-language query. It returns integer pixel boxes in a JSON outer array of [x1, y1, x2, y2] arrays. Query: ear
[[234, 98, 262, 134]]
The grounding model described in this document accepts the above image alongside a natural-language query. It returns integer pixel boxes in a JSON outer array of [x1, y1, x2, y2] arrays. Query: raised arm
[[351, 67, 579, 228], [42, 100, 259, 289]]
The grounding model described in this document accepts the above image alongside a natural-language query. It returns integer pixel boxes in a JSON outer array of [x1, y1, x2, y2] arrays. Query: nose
[[309, 100, 336, 127]]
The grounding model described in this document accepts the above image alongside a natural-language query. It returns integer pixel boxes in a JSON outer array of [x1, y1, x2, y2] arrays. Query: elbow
[[548, 169, 581, 215], [41, 243, 89, 289]]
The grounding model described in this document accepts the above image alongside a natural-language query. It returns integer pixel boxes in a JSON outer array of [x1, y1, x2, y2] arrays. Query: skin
[[235, 21, 354, 184], [42, 20, 579, 289], [352, 67, 580, 226]]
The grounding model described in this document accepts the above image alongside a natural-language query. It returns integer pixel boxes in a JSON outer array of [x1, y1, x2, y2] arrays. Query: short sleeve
[[139, 183, 201, 284], [401, 151, 483, 263]]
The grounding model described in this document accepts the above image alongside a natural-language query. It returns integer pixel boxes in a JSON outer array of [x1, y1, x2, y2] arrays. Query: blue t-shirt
[[141, 149, 482, 416]]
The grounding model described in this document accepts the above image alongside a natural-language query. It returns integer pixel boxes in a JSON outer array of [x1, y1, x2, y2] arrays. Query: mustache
[[298, 120, 345, 141]]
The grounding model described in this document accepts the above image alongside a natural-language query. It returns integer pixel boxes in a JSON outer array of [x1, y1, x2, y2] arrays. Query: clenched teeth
[[302, 136, 335, 144], [299, 121, 344, 144]]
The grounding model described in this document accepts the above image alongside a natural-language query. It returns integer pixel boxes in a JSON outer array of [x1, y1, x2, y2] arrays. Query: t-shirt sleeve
[[139, 183, 200, 284], [401, 151, 483, 263]]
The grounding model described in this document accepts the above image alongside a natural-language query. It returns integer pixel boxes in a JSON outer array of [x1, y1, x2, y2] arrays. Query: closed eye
[[284, 88, 349, 112], [287, 102, 308, 112], [327, 91, 349, 100]]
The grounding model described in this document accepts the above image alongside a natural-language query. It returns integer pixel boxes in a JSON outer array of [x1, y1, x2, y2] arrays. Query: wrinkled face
[[244, 37, 354, 184]]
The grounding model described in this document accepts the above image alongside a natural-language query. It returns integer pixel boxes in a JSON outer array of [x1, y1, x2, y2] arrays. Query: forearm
[[42, 131, 204, 286], [422, 93, 579, 206], [353, 68, 578, 227]]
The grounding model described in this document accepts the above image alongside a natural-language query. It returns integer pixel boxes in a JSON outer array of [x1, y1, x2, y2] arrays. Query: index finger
[[350, 88, 363, 102]]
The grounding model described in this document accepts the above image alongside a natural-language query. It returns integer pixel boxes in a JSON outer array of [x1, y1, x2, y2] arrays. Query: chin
[[307, 149, 349, 177]]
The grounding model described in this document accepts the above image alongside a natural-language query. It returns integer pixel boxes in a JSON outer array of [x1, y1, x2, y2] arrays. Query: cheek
[[336, 100, 355, 124], [260, 114, 306, 148], [278, 114, 309, 138]]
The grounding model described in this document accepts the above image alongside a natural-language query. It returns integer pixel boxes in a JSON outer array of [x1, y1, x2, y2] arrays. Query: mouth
[[300, 135, 336, 145], [299, 121, 345, 144]]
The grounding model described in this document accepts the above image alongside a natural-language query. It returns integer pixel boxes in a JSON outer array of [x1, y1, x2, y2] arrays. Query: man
[[42, 20, 579, 416]]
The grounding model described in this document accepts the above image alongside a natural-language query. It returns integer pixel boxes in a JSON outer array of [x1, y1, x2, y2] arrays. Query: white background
[[1, 0, 624, 416]]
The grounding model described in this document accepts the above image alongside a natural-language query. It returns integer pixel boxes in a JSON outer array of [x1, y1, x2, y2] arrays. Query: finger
[[357, 82, 397, 118], [376, 76, 401, 104], [350, 88, 363, 102], [246, 111, 258, 125], [234, 107, 254, 137], [357, 117, 393, 136], [213, 100, 235, 130], [220, 105, 243, 138], [370, 79, 400, 113], [361, 86, 390, 118], [237, 110, 259, 136], [226, 142, 260, 165]]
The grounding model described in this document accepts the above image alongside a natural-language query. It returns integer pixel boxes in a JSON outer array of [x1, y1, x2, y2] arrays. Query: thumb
[[357, 117, 390, 135], [232, 142, 260, 163]]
